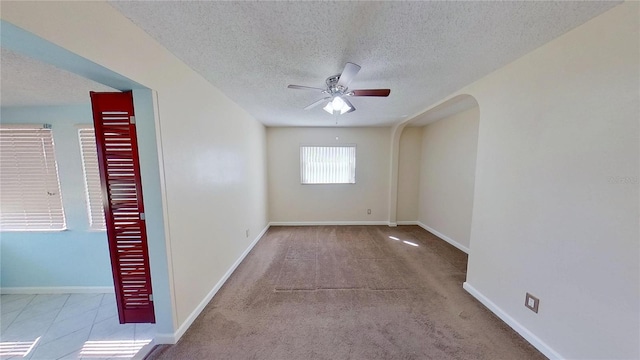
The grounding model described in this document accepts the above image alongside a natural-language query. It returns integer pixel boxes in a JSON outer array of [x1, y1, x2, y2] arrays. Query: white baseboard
[[152, 333, 175, 345], [417, 221, 469, 254], [154, 223, 270, 344], [396, 221, 418, 225], [270, 221, 390, 226], [0, 286, 114, 294], [463, 282, 562, 360]]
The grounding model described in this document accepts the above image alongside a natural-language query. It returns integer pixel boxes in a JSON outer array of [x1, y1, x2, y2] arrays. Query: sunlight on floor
[[403, 240, 419, 247], [1, 293, 155, 359], [389, 235, 419, 247], [80, 339, 152, 358], [0, 337, 40, 357]]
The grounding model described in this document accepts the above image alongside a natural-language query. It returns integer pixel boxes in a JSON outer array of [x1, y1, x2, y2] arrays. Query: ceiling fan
[[288, 62, 390, 115]]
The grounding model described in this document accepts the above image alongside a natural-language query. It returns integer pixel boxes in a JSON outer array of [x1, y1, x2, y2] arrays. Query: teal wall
[[0, 104, 113, 288]]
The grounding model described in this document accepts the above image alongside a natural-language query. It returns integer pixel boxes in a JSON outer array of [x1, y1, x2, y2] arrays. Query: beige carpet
[[146, 225, 546, 360]]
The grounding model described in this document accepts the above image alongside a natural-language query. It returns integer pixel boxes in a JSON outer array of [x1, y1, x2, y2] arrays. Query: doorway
[[0, 21, 171, 359]]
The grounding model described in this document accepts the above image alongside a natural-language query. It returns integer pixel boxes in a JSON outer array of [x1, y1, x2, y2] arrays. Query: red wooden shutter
[[90, 91, 155, 324]]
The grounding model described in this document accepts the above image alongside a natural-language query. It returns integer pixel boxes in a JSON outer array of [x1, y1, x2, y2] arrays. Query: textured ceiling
[[1, 48, 116, 107], [109, 1, 618, 127]]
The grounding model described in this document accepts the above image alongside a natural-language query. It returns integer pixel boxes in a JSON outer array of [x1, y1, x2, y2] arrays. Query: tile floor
[[0, 293, 154, 360]]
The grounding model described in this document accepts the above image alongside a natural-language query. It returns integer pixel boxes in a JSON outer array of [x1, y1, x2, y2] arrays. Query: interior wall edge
[[130, 88, 177, 336], [417, 222, 470, 254], [155, 223, 271, 344], [148, 89, 179, 332], [387, 122, 407, 224], [463, 282, 563, 360]]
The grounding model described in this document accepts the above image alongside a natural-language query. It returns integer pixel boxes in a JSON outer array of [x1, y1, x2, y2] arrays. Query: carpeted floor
[[146, 225, 546, 360]]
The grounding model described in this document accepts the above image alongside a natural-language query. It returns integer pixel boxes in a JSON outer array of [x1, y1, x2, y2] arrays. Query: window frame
[[299, 144, 357, 185], [77, 125, 107, 231]]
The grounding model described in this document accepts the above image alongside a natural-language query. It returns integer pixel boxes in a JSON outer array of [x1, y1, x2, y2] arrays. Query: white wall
[[1, 2, 269, 340], [396, 127, 422, 222], [268, 127, 390, 224], [417, 107, 479, 251], [455, 3, 637, 359]]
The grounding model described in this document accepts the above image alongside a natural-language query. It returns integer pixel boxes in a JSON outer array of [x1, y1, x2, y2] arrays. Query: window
[[0, 125, 66, 231], [78, 127, 106, 230], [300, 145, 356, 184]]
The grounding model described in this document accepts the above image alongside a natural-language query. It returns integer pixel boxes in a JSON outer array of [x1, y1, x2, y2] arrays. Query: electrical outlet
[[245, 229, 249, 238], [367, 209, 371, 215], [525, 293, 539, 313]]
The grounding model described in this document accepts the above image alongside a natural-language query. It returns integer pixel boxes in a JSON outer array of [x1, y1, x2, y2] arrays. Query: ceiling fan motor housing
[[326, 74, 347, 95]]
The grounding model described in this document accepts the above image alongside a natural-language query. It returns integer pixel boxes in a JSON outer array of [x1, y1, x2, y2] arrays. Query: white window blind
[[300, 145, 356, 184], [0, 125, 66, 231], [78, 127, 106, 231]]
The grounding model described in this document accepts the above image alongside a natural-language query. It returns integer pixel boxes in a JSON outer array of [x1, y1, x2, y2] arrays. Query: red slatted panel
[[90, 91, 155, 324]]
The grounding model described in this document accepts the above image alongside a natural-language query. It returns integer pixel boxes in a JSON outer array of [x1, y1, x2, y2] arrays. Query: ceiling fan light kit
[[323, 96, 351, 115], [288, 62, 390, 116]]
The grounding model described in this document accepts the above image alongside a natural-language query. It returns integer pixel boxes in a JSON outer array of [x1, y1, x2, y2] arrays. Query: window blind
[[0, 125, 66, 231], [300, 145, 356, 184], [78, 127, 106, 231]]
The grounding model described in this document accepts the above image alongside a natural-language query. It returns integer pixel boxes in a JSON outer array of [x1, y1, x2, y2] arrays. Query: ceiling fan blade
[[336, 62, 361, 88], [342, 97, 356, 113], [288, 85, 325, 91], [350, 89, 391, 97], [304, 97, 330, 110]]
